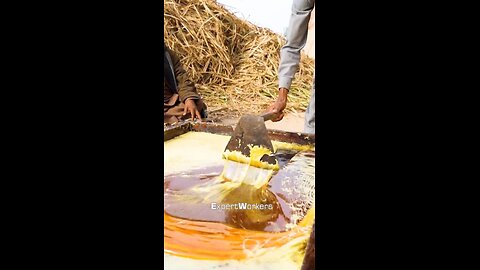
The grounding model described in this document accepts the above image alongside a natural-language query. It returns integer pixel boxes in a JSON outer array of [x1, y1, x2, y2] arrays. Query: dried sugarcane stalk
[[164, 0, 315, 116]]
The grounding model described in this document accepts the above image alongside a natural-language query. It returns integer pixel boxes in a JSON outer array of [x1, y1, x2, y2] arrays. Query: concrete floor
[[264, 112, 305, 133]]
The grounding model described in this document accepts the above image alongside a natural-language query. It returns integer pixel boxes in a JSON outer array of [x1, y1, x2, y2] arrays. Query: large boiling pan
[[163, 121, 316, 269], [164, 121, 315, 146]]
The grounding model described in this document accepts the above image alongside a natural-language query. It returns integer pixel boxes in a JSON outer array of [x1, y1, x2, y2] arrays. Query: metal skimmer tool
[[222, 112, 279, 188]]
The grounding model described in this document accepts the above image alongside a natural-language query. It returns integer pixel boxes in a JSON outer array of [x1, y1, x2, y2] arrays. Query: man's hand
[[266, 88, 288, 122], [183, 98, 202, 121]]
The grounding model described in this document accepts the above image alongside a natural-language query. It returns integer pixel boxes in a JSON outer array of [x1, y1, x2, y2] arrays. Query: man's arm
[[168, 48, 203, 120], [266, 0, 315, 121], [278, 0, 315, 90], [167, 48, 201, 102]]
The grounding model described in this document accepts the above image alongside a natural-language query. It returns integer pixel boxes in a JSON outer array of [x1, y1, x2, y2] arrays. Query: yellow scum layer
[[298, 206, 315, 227], [222, 142, 314, 170], [222, 145, 280, 171], [272, 141, 315, 152]]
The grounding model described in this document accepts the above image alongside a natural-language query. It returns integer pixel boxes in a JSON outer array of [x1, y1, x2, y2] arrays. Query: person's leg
[[304, 84, 315, 134]]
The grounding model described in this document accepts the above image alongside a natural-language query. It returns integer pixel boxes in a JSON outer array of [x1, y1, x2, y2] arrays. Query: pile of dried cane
[[164, 0, 315, 115]]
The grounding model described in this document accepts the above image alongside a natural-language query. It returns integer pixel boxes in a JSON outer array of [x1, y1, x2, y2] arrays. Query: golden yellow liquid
[[164, 208, 314, 261]]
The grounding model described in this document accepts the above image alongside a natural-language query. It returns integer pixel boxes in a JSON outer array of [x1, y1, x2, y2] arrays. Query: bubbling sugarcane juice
[[164, 132, 315, 269]]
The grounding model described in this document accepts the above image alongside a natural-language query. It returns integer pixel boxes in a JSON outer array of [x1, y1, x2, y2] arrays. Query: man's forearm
[[278, 87, 289, 101], [170, 48, 201, 102], [177, 77, 200, 103]]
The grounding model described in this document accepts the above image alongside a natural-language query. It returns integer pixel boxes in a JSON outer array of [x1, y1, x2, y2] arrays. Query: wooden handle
[[260, 112, 278, 121]]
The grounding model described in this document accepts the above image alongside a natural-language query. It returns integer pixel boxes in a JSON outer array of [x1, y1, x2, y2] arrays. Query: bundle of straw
[[164, 0, 315, 115]]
